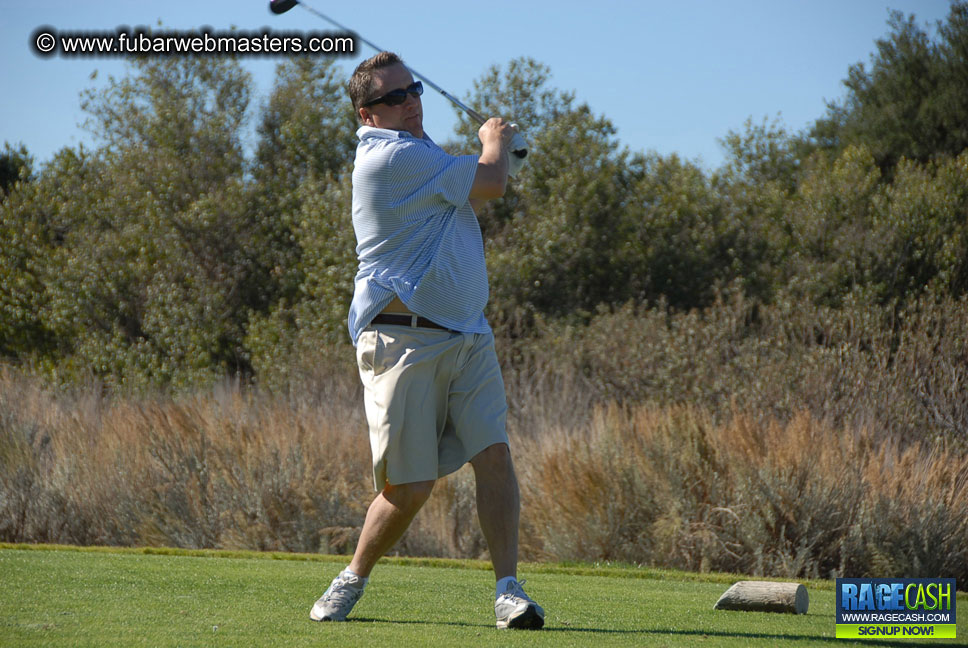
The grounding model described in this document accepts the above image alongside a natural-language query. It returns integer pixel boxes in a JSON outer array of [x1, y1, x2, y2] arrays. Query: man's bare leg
[[470, 443, 519, 580], [472, 443, 544, 629], [348, 479, 435, 577]]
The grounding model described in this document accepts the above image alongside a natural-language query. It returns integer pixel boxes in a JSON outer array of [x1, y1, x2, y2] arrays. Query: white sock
[[496, 576, 517, 598]]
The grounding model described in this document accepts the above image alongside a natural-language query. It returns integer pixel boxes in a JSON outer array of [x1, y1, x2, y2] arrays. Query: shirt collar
[[357, 125, 435, 145]]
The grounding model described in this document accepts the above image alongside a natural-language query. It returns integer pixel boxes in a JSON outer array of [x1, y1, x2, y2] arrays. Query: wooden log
[[714, 581, 809, 614]]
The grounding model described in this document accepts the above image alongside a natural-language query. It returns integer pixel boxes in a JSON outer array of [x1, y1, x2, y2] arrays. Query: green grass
[[0, 545, 963, 647]]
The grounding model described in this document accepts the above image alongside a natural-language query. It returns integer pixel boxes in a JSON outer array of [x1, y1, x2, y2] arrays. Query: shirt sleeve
[[389, 140, 479, 208]]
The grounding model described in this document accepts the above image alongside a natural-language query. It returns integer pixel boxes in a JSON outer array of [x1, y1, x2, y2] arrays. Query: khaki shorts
[[356, 324, 509, 491]]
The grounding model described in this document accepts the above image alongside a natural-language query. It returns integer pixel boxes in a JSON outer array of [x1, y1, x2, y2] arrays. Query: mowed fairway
[[0, 546, 964, 647]]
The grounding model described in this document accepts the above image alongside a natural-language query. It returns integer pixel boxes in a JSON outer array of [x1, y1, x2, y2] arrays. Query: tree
[[460, 58, 775, 326], [809, 3, 968, 174], [2, 50, 367, 388], [0, 147, 80, 360], [782, 145, 883, 306], [0, 143, 32, 200], [875, 151, 968, 300], [248, 58, 358, 319], [490, 104, 640, 320], [244, 170, 358, 389], [447, 58, 577, 242], [449, 59, 641, 322], [935, 1, 968, 156], [719, 117, 802, 193], [30, 54, 258, 387], [254, 58, 357, 190]]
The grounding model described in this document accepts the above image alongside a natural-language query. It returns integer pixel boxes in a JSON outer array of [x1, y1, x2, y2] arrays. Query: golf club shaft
[[289, 0, 488, 125]]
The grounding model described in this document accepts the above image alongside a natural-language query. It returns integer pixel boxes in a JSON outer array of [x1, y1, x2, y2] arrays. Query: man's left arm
[[468, 118, 516, 214]]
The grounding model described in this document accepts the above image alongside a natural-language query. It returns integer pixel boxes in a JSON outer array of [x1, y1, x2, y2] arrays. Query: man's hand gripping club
[[470, 118, 523, 203]]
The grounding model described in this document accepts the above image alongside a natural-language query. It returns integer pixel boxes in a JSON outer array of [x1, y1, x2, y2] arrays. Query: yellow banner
[[836, 624, 956, 639]]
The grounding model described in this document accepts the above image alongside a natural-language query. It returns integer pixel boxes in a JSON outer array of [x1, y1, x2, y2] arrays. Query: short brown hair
[[348, 51, 404, 118]]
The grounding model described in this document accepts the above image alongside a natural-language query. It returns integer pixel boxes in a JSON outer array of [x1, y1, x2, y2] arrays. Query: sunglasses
[[362, 81, 424, 107]]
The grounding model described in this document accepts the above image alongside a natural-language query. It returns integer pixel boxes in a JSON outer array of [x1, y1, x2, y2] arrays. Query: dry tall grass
[[518, 405, 968, 582], [2, 294, 966, 581], [2, 362, 966, 582], [532, 291, 968, 442], [0, 368, 371, 554]]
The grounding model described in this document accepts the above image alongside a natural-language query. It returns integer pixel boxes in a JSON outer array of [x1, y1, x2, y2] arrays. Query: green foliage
[[784, 145, 883, 305], [447, 58, 577, 241], [810, 2, 968, 174], [0, 147, 100, 362], [1, 55, 361, 390], [488, 103, 639, 319], [877, 151, 968, 298], [250, 58, 356, 310], [2, 56, 258, 389], [243, 59, 360, 390], [71, 57, 257, 388], [245, 171, 357, 390], [719, 117, 802, 193], [2, 8, 967, 390], [255, 58, 358, 189], [774, 145, 968, 306], [82, 56, 250, 201], [620, 153, 769, 309], [715, 120, 800, 302], [462, 58, 769, 323], [0, 142, 32, 199]]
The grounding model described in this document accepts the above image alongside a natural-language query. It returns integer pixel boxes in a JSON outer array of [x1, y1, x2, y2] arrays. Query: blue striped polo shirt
[[347, 126, 491, 345]]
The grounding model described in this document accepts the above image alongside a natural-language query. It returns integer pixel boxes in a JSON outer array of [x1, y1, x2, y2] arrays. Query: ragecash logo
[[835, 578, 956, 639]]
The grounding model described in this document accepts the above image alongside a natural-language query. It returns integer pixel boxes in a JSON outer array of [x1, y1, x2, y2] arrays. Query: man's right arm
[[468, 118, 514, 201]]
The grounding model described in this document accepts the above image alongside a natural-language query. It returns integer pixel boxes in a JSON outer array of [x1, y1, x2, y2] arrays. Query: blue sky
[[0, 0, 954, 170]]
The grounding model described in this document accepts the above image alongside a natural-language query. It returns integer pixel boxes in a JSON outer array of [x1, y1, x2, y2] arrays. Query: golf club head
[[269, 0, 299, 15]]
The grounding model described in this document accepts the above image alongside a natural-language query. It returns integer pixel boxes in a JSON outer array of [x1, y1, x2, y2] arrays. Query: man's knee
[[470, 442, 512, 474], [383, 479, 435, 513]]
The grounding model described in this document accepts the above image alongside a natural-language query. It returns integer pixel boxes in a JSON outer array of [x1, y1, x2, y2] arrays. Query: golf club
[[268, 0, 527, 160]]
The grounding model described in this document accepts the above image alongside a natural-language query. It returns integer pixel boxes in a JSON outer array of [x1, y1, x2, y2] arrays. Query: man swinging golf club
[[308, 51, 542, 630]]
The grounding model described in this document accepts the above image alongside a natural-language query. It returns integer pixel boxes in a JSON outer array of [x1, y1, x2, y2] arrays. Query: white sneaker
[[495, 579, 545, 629], [310, 570, 366, 622]]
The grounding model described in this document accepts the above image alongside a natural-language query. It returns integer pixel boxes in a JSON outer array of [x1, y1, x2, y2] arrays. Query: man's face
[[359, 63, 424, 138]]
